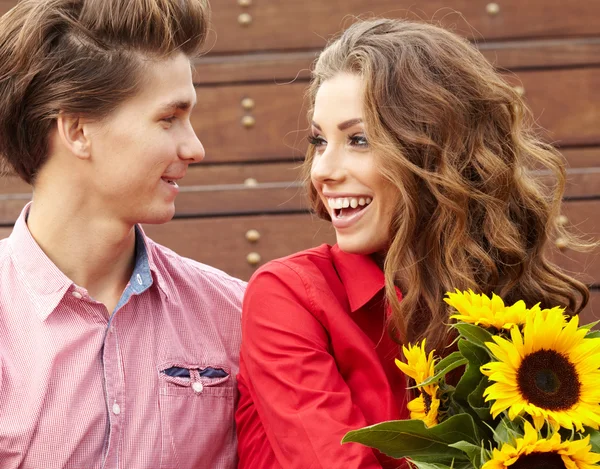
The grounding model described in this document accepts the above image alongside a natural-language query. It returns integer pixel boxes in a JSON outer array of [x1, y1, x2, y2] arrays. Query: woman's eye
[[307, 135, 327, 147], [161, 116, 176, 124], [349, 134, 368, 147]]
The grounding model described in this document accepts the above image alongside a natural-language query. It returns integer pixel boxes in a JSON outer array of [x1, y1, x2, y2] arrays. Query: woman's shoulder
[[251, 243, 336, 282]]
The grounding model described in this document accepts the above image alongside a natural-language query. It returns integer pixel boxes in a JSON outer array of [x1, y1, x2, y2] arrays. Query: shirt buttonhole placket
[[190, 369, 203, 393]]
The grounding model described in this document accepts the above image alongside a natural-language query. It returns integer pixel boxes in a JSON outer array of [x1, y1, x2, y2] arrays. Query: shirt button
[[136, 274, 143, 285], [192, 382, 203, 393], [71, 291, 83, 299], [112, 403, 121, 415]]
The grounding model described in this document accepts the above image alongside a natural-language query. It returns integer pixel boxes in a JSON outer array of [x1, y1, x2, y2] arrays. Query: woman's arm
[[236, 261, 383, 469]]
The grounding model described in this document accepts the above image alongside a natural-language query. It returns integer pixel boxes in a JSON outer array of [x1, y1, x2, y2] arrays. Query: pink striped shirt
[[0, 203, 245, 469]]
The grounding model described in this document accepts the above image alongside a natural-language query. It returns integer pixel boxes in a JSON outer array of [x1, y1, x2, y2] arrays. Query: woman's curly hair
[[303, 18, 591, 354]]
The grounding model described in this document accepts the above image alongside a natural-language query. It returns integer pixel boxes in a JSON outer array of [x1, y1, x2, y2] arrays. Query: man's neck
[[26, 197, 137, 315]]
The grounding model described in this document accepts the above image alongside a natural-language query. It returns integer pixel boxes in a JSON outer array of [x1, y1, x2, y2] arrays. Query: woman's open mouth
[[325, 196, 373, 230]]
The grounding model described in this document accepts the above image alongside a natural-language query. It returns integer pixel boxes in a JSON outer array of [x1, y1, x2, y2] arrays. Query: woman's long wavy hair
[[303, 18, 591, 354]]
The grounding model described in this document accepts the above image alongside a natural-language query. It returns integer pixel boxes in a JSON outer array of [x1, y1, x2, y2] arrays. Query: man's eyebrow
[[157, 100, 195, 113]]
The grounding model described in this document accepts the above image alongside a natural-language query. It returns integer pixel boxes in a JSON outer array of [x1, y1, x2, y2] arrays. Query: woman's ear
[[56, 113, 92, 160]]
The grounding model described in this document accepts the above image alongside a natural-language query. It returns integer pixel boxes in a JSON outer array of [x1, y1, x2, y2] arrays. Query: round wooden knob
[[238, 13, 252, 26], [244, 177, 258, 187], [486, 3, 500, 15], [241, 115, 256, 128], [247, 252, 261, 266], [555, 237, 569, 251], [245, 229, 261, 242], [238, 0, 252, 6], [513, 85, 525, 97], [241, 97, 255, 111], [556, 215, 569, 226]]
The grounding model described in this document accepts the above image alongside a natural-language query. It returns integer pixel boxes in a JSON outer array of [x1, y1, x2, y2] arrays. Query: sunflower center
[[517, 349, 580, 410], [511, 452, 566, 469]]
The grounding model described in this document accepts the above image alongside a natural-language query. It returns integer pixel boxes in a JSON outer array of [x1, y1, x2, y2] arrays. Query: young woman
[[235, 18, 590, 468], [0, 1, 245, 468]]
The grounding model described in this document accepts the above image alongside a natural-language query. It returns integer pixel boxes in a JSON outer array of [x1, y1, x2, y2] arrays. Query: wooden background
[[0, 0, 598, 320]]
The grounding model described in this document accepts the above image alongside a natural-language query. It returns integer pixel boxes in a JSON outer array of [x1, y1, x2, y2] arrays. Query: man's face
[[83, 52, 204, 226]]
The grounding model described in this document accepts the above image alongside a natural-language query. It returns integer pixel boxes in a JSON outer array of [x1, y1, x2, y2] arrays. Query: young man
[[0, 1, 244, 468]]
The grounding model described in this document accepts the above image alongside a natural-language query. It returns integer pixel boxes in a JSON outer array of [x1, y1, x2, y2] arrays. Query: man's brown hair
[[0, 0, 209, 184]]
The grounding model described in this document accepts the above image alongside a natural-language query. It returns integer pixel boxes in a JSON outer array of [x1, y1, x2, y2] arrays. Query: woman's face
[[310, 72, 398, 256]]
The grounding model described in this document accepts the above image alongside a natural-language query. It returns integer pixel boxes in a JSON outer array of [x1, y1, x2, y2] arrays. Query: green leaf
[[585, 427, 600, 452], [585, 330, 600, 339], [454, 340, 491, 403], [417, 352, 467, 388], [453, 323, 495, 350], [579, 320, 599, 331], [467, 377, 491, 420], [342, 414, 479, 464], [449, 441, 485, 468], [411, 462, 471, 469]]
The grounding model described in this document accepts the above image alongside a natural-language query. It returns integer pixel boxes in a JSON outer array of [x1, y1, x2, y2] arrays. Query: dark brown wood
[[142, 213, 336, 280], [1, 164, 597, 223], [193, 81, 308, 163], [580, 290, 600, 325], [192, 38, 600, 86], [479, 38, 600, 71], [206, 1, 600, 54], [548, 200, 600, 286], [506, 68, 600, 147], [562, 147, 600, 169], [192, 67, 600, 164]]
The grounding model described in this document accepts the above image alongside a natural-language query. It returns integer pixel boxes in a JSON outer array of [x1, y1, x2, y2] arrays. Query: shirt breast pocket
[[157, 360, 236, 469]]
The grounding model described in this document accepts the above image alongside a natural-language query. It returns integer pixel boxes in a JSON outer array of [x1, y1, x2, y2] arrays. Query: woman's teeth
[[327, 197, 372, 210]]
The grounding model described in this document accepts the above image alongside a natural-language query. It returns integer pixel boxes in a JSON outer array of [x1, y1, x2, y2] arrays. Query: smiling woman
[[235, 17, 594, 469]]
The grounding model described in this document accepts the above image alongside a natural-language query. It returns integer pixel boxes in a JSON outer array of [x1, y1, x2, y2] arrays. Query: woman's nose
[[311, 146, 345, 183]]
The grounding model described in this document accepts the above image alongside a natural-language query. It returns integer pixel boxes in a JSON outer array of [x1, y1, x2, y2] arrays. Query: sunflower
[[481, 307, 600, 431], [482, 421, 600, 469], [444, 289, 566, 331], [395, 339, 440, 427]]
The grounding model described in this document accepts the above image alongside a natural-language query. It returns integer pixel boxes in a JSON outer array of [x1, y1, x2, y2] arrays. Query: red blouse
[[236, 244, 409, 468]]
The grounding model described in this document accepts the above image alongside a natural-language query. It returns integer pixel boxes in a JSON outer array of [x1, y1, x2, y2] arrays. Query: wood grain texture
[[192, 39, 600, 85], [206, 1, 600, 54], [141, 213, 336, 281], [191, 67, 600, 164]]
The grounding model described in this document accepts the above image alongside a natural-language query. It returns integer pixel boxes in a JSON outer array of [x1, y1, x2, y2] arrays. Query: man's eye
[[162, 116, 176, 123]]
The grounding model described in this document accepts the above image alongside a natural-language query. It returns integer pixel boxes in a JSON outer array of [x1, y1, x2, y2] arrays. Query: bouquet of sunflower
[[343, 290, 600, 468]]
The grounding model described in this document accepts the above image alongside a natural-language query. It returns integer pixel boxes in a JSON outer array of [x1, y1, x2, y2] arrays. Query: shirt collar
[[8, 203, 168, 320], [132, 224, 169, 300], [8, 203, 74, 320], [330, 244, 386, 312]]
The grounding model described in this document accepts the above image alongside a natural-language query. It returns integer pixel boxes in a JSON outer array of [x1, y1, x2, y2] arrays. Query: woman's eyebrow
[[311, 118, 363, 132]]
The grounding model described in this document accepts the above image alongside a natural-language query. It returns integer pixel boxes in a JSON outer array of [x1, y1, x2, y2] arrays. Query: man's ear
[[56, 113, 92, 160]]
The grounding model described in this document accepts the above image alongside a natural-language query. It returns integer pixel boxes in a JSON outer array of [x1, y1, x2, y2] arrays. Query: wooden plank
[[580, 290, 600, 325], [206, 1, 600, 54], [142, 213, 336, 281], [506, 68, 600, 147], [1, 165, 598, 223], [193, 81, 308, 163], [548, 200, 600, 286], [192, 39, 600, 85], [192, 67, 600, 164]]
